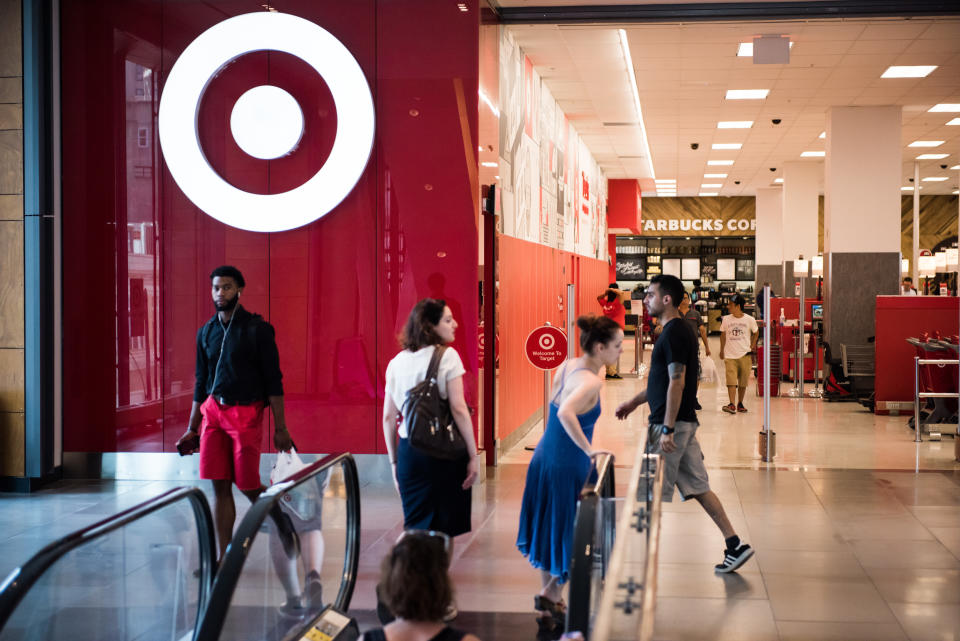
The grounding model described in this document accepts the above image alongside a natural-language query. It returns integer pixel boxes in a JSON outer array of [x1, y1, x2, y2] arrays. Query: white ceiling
[[506, 17, 960, 196]]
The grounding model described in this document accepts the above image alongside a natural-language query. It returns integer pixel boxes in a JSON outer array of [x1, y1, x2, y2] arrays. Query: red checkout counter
[[874, 295, 959, 413], [765, 298, 824, 382]]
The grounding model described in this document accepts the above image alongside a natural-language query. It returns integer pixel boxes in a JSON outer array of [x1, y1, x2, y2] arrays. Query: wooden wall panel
[[900, 195, 959, 256], [0, 348, 23, 411], [0, 222, 23, 347], [641, 196, 755, 236], [0, 412, 24, 476]]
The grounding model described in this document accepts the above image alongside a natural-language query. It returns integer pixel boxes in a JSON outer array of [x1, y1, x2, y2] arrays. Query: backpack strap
[[426, 345, 448, 382]]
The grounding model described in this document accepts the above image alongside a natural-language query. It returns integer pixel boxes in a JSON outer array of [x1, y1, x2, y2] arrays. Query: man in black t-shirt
[[615, 274, 754, 574]]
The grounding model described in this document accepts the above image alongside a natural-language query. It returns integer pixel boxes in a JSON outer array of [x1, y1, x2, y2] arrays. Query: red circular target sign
[[525, 326, 568, 370]]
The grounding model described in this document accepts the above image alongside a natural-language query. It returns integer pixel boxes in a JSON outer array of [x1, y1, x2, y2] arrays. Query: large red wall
[[60, 0, 479, 454], [496, 235, 609, 445]]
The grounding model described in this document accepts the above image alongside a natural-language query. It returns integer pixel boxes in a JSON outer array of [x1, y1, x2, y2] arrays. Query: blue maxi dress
[[516, 367, 601, 582]]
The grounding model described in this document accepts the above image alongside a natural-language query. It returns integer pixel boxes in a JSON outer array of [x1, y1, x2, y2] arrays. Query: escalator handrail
[[0, 486, 217, 632], [195, 452, 361, 641], [567, 452, 616, 636]]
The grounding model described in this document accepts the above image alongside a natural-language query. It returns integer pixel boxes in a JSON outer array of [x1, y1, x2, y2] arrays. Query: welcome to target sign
[[525, 326, 568, 370]]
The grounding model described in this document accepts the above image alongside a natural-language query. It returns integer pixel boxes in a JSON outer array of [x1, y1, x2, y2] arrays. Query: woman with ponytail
[[515, 314, 622, 632]]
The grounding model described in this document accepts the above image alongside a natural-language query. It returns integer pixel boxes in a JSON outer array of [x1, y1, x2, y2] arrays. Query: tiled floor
[[1, 337, 958, 641]]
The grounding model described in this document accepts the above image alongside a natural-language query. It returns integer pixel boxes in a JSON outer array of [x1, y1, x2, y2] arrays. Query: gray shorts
[[646, 420, 711, 502]]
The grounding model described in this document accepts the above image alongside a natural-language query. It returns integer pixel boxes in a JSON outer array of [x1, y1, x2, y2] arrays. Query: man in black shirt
[[615, 274, 753, 573], [176, 265, 294, 561]]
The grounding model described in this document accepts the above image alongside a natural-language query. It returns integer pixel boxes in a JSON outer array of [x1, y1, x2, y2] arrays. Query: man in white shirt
[[719, 295, 758, 414]]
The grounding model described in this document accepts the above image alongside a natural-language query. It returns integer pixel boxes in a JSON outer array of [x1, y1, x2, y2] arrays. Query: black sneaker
[[737, 403, 748, 413], [714, 544, 754, 573], [305, 576, 323, 609]]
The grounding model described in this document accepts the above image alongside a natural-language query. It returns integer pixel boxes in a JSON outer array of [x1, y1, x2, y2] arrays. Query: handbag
[[403, 345, 467, 460], [270, 447, 321, 521]]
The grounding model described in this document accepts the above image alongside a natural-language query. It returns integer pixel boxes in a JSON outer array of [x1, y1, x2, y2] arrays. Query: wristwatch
[[661, 425, 675, 435]]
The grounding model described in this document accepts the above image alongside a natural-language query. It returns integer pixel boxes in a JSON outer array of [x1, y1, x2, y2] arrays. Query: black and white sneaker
[[714, 544, 754, 573]]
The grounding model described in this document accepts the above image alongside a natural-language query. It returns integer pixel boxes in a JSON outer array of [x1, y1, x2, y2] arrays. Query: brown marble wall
[[824, 252, 900, 348], [0, 0, 23, 477]]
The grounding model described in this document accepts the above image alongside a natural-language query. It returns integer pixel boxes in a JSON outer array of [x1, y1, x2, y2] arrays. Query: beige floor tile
[[763, 573, 897, 623], [775, 621, 907, 641], [865, 567, 960, 604], [908, 505, 960, 528], [755, 548, 867, 579], [850, 539, 960, 569], [652, 597, 779, 641], [832, 514, 936, 541], [888, 602, 960, 641], [657, 563, 767, 599], [929, 526, 960, 558]]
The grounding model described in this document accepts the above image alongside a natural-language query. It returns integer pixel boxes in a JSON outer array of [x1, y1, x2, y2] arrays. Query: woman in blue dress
[[516, 315, 622, 629]]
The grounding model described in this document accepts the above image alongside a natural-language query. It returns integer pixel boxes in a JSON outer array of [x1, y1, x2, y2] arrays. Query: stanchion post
[[798, 272, 805, 397], [760, 285, 775, 462], [914, 356, 922, 444]]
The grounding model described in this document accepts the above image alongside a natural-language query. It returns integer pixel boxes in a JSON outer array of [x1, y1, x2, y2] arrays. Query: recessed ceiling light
[[818, 131, 826, 139], [481, 161, 497, 167], [947, 118, 960, 126], [699, 192, 719, 197], [916, 153, 949, 160], [725, 89, 769, 100], [951, 165, 959, 170], [712, 143, 742, 150], [717, 121, 753, 129], [707, 160, 735, 166], [801, 151, 825, 157], [701, 184, 722, 188], [901, 186, 915, 191], [909, 140, 945, 147], [494, 175, 499, 179], [655, 179, 676, 184], [880, 65, 937, 78], [704, 173, 728, 178], [954, 190, 959, 195], [774, 178, 784, 183], [922, 176, 948, 181], [738, 41, 793, 57], [928, 104, 960, 112]]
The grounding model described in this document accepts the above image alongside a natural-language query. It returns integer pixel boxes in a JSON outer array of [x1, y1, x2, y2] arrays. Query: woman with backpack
[[516, 315, 620, 633], [383, 298, 479, 540]]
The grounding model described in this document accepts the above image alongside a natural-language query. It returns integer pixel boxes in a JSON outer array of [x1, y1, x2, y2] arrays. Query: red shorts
[[198, 395, 265, 491]]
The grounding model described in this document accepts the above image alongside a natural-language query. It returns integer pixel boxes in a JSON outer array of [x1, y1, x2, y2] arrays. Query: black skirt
[[396, 437, 472, 537]]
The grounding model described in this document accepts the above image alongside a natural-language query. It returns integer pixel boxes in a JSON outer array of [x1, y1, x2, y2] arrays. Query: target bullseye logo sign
[[525, 326, 567, 370], [158, 12, 375, 233]]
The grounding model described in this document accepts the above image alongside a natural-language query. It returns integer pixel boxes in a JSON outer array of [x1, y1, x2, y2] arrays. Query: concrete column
[[824, 105, 901, 347], [782, 161, 820, 297], [755, 187, 783, 296]]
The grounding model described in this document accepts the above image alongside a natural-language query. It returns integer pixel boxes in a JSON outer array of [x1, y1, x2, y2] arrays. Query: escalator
[[0, 453, 360, 641]]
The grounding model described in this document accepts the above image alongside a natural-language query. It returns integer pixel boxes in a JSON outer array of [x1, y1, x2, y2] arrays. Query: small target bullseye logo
[[158, 12, 375, 233], [538, 334, 555, 350]]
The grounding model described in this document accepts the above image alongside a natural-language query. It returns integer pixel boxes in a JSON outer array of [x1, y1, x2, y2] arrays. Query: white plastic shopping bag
[[270, 448, 320, 521], [700, 355, 718, 383]]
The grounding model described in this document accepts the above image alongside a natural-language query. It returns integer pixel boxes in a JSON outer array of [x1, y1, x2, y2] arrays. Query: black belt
[[214, 395, 253, 407]]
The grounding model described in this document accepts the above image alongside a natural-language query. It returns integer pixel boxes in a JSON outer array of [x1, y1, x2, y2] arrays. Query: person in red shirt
[[597, 283, 626, 379]]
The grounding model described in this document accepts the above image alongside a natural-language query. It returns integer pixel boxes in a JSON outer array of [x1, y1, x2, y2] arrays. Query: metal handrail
[[194, 453, 361, 641], [566, 452, 616, 637], [913, 356, 960, 442], [0, 486, 216, 634], [590, 451, 664, 641]]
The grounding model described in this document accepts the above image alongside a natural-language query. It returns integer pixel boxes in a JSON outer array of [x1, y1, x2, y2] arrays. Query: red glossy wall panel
[[61, 0, 479, 454], [496, 235, 609, 445], [874, 296, 959, 406]]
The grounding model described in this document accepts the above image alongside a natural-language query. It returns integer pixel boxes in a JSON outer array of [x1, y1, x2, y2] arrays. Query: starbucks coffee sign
[[641, 197, 755, 237]]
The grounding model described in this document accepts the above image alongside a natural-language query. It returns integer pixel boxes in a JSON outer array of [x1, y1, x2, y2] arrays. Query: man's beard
[[215, 296, 239, 312]]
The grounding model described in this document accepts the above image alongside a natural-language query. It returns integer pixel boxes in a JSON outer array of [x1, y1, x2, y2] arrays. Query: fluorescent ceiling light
[[618, 29, 656, 181], [707, 160, 735, 166], [704, 173, 727, 178], [946, 118, 960, 126], [880, 65, 937, 78], [951, 165, 960, 170], [717, 121, 753, 129], [774, 178, 784, 183], [901, 186, 922, 191], [922, 176, 948, 181], [954, 190, 959, 195], [929, 103, 960, 112], [701, 184, 722, 188], [738, 41, 793, 57], [801, 151, 825, 157], [726, 89, 769, 100], [916, 153, 949, 160], [818, 131, 825, 139], [655, 179, 676, 184], [481, 161, 497, 167], [699, 192, 719, 196], [712, 143, 742, 150], [909, 140, 944, 147]]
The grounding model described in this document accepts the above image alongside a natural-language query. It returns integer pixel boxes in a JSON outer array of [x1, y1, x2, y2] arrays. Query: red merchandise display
[[60, 0, 481, 454], [874, 296, 959, 412]]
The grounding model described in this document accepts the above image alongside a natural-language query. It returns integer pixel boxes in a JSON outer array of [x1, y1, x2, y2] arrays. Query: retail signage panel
[[641, 197, 756, 237], [525, 326, 568, 370]]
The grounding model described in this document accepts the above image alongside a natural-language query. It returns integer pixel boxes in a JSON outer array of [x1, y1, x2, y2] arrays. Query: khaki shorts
[[646, 421, 711, 502], [724, 355, 752, 388]]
